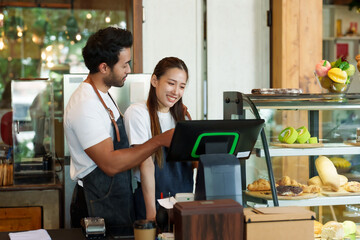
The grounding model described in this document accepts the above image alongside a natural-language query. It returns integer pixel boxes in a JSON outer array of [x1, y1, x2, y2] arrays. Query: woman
[[124, 57, 194, 220]]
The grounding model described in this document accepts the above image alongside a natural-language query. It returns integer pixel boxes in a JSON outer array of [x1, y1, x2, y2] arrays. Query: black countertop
[[0, 228, 134, 240]]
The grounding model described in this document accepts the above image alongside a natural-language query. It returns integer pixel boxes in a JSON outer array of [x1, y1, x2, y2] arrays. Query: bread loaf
[[308, 175, 332, 191], [308, 176, 323, 186], [321, 221, 344, 240], [315, 156, 340, 191], [339, 175, 348, 186], [308, 174, 347, 188]]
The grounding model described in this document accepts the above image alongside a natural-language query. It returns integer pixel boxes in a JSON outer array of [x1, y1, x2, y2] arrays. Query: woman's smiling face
[[151, 67, 188, 113]]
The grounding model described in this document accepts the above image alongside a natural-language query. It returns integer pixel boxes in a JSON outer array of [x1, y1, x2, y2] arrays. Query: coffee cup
[[133, 219, 156, 240]]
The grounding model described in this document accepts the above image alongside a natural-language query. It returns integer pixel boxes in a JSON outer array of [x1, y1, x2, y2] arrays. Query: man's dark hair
[[82, 27, 133, 74]]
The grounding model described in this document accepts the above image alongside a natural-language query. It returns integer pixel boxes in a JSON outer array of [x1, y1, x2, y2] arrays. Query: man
[[64, 27, 173, 228]]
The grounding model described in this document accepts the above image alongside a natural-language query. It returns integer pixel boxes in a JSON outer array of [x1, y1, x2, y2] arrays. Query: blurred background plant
[[0, 2, 129, 113]]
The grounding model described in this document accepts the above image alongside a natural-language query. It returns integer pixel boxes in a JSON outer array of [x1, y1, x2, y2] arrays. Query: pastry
[[315, 156, 340, 191], [355, 54, 360, 62], [278, 127, 298, 144], [247, 178, 271, 191], [296, 126, 311, 144], [301, 184, 321, 193], [309, 137, 318, 144], [276, 185, 303, 196], [314, 220, 323, 237], [342, 220, 357, 236], [276, 176, 300, 187], [321, 221, 344, 240], [344, 181, 360, 193]]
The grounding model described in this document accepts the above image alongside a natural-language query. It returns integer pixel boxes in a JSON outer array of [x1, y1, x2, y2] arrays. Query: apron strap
[[86, 77, 121, 142]]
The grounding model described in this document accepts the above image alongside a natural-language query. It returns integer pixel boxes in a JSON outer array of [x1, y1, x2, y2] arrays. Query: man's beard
[[103, 71, 126, 88]]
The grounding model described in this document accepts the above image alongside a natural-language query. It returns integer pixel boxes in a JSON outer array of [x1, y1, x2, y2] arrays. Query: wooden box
[[173, 199, 243, 240]]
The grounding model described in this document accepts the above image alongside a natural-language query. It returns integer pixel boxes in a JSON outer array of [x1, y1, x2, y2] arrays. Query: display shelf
[[324, 36, 360, 41], [323, 4, 360, 61], [323, 37, 336, 41], [255, 143, 360, 157], [243, 93, 360, 110], [239, 93, 360, 212], [336, 36, 360, 41], [247, 195, 360, 208]]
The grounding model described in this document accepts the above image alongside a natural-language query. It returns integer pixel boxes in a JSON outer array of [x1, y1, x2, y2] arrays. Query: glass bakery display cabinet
[[237, 92, 360, 224]]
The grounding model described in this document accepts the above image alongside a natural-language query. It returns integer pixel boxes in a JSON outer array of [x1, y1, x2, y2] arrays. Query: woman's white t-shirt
[[123, 102, 175, 182]]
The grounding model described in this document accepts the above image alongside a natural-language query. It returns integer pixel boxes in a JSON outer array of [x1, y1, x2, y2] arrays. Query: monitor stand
[[195, 153, 242, 205]]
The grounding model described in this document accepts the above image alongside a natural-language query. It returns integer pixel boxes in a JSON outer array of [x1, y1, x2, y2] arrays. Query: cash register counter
[[0, 228, 134, 240]]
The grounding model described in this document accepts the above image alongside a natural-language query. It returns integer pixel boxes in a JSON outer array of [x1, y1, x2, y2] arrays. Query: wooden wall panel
[[133, 0, 143, 73], [272, 0, 285, 87], [299, 0, 323, 92], [271, 0, 322, 183], [272, 0, 322, 92], [285, 0, 300, 89], [0, 207, 42, 232]]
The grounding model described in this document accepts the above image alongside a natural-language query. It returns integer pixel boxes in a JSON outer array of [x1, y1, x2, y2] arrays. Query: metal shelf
[[255, 143, 360, 157], [248, 195, 360, 208], [243, 93, 360, 110]]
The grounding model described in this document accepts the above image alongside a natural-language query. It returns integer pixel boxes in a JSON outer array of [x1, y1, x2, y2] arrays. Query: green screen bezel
[[190, 132, 239, 158]]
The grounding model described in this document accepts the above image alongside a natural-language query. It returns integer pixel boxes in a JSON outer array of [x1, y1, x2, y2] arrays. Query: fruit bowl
[[315, 72, 352, 94], [314, 58, 356, 94]]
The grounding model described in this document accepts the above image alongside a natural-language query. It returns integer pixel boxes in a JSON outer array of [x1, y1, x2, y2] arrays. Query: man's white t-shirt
[[123, 102, 175, 182], [64, 82, 120, 181]]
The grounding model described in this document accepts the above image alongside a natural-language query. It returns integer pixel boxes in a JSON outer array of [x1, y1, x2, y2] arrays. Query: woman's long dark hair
[[146, 57, 189, 168]]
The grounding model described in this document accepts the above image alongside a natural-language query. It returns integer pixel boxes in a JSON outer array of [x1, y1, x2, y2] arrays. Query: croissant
[[247, 178, 271, 191]]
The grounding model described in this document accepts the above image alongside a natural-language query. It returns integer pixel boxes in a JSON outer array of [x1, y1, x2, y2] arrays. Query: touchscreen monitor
[[167, 119, 264, 162]]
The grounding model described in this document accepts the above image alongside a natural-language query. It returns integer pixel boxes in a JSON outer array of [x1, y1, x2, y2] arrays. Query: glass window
[[0, 1, 133, 112]]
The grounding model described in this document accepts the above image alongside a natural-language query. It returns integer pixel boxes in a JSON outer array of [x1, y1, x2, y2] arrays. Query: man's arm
[[139, 156, 156, 220], [85, 128, 174, 176]]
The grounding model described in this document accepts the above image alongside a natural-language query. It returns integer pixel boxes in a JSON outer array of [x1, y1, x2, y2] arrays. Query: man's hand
[[84, 129, 175, 176], [157, 128, 174, 148]]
